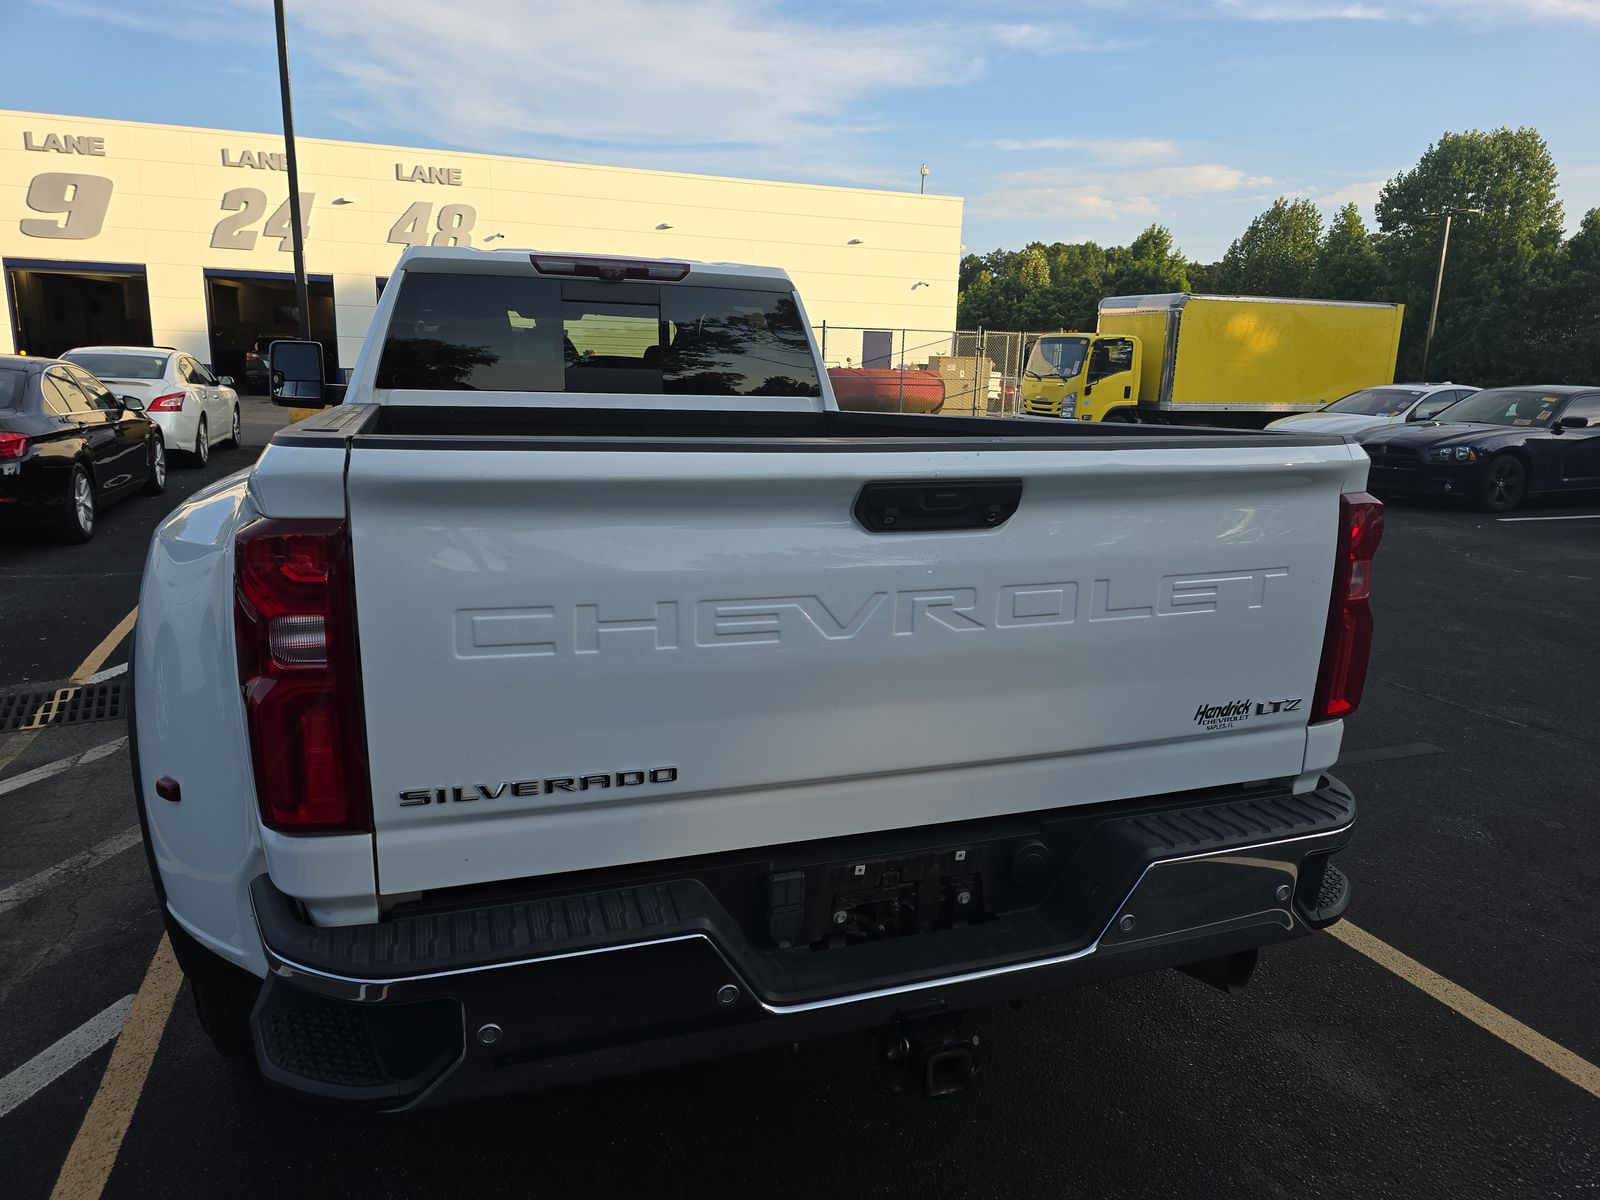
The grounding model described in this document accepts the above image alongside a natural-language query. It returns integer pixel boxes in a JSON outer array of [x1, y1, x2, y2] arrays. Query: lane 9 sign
[[18, 172, 480, 249]]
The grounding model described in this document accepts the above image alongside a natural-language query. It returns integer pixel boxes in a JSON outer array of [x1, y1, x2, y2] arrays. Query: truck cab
[[1020, 333, 1142, 421]]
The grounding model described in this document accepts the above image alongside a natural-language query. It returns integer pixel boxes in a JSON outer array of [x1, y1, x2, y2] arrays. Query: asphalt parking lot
[[1, 410, 1597, 1199]]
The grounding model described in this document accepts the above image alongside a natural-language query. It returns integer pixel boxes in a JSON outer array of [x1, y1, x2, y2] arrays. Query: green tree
[[1375, 127, 1564, 383], [1529, 208, 1600, 383], [1016, 245, 1051, 291], [1217, 197, 1323, 296], [1309, 203, 1385, 301], [1030, 240, 1107, 330], [957, 249, 1018, 328], [956, 230, 1192, 332], [1105, 225, 1190, 296], [1186, 259, 1224, 293]]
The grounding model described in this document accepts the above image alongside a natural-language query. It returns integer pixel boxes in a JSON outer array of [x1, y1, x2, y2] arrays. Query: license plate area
[[766, 846, 993, 951]]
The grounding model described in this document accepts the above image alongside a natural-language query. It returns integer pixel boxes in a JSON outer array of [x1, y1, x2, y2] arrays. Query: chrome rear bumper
[[244, 777, 1355, 1107]]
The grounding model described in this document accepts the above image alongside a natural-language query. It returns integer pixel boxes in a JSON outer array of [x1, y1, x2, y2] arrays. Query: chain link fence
[[814, 324, 1043, 417]]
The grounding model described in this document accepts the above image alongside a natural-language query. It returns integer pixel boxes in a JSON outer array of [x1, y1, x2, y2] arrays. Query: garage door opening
[[204, 270, 338, 395], [5, 260, 153, 359]]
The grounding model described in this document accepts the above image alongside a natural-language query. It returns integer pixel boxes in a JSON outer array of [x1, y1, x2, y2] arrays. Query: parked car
[[1361, 385, 1600, 512], [1266, 383, 1476, 435], [62, 346, 240, 467], [0, 355, 166, 542], [134, 247, 1377, 1109], [243, 338, 271, 392]]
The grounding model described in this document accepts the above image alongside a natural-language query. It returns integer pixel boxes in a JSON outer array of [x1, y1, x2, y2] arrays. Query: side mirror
[[1556, 415, 1589, 430], [218, 375, 235, 387], [119, 394, 145, 412], [268, 340, 327, 407]]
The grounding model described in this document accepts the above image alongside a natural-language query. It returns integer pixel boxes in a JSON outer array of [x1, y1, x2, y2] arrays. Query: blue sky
[[7, 0, 1600, 261]]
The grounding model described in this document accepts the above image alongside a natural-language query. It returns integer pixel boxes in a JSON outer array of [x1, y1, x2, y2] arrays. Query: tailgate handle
[[854, 479, 1023, 533]]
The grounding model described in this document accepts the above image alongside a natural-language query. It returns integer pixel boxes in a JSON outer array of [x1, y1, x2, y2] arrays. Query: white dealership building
[[0, 109, 961, 382]]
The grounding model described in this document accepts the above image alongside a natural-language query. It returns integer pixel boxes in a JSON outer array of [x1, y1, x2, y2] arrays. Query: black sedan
[[1360, 385, 1600, 513], [0, 355, 167, 543]]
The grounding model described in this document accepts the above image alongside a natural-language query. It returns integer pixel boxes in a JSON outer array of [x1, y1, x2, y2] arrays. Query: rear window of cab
[[376, 274, 821, 398]]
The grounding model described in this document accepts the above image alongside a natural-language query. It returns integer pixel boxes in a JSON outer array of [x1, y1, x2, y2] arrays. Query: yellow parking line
[[1330, 920, 1600, 1100], [0, 607, 138, 777], [69, 608, 139, 686], [49, 936, 181, 1200]]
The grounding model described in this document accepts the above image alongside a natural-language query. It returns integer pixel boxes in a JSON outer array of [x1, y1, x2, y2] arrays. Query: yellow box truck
[[1021, 293, 1404, 425]]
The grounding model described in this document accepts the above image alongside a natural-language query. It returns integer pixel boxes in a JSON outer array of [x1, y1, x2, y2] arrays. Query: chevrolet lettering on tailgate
[[454, 569, 1291, 659]]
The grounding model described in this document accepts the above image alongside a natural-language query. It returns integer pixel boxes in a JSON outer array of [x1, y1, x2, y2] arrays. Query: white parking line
[[0, 996, 134, 1120], [0, 650, 129, 711], [0, 827, 142, 917], [1496, 513, 1600, 522], [0, 608, 135, 778], [0, 737, 128, 799]]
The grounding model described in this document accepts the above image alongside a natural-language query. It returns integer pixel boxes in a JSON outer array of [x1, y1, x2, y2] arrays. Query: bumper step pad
[[1298, 860, 1352, 927], [258, 996, 387, 1088], [252, 983, 462, 1104]]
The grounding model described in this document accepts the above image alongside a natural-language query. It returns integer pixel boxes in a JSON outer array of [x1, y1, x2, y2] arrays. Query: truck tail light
[[147, 392, 187, 412], [0, 432, 29, 459], [235, 518, 371, 833], [1311, 493, 1384, 723]]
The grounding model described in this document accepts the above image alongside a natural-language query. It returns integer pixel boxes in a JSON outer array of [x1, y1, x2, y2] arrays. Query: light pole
[[919, 164, 929, 195], [274, 0, 312, 343], [1419, 206, 1481, 381]]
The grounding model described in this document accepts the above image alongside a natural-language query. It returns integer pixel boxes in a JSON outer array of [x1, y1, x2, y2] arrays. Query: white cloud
[[973, 163, 1272, 221], [31, 0, 256, 38], [282, 0, 978, 152], [1317, 178, 1386, 209], [31, 0, 1029, 166], [1084, 0, 1600, 23], [986, 21, 1146, 53], [993, 137, 1180, 164], [1209, 1, 1390, 20], [1420, 0, 1600, 21]]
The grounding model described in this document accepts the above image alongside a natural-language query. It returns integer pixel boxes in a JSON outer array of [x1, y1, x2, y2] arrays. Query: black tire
[[222, 405, 241, 450], [1475, 454, 1528, 513], [1100, 407, 1138, 424], [187, 958, 260, 1059], [189, 415, 209, 467], [140, 431, 167, 495], [54, 463, 96, 544]]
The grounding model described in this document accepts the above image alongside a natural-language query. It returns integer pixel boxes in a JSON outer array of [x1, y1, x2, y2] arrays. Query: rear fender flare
[[133, 473, 272, 974]]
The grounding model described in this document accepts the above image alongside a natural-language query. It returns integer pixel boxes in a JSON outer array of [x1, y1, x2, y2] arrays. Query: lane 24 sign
[[18, 172, 478, 248]]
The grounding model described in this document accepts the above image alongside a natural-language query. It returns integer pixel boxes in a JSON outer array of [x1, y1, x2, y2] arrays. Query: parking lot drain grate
[[0, 681, 126, 732]]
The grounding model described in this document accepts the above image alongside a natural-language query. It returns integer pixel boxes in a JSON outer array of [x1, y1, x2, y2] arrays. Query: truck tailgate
[[347, 439, 1359, 896]]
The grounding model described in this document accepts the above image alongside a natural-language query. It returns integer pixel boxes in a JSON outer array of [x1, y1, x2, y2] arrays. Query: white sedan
[[61, 346, 240, 467], [1266, 383, 1477, 436]]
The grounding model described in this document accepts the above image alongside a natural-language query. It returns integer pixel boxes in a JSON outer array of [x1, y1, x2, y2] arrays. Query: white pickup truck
[[131, 247, 1381, 1107]]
